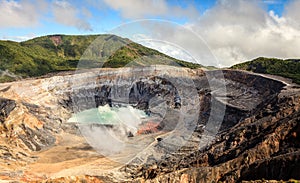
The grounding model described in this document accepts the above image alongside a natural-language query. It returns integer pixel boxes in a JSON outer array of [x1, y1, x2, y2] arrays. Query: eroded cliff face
[[132, 86, 300, 183], [0, 66, 299, 182]]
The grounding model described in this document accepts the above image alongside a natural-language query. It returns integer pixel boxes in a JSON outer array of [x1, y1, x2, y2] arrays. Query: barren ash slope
[[0, 35, 299, 183]]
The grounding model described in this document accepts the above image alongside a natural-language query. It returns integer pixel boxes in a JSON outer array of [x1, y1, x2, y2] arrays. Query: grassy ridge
[[231, 57, 300, 84], [0, 34, 202, 82], [103, 42, 202, 69]]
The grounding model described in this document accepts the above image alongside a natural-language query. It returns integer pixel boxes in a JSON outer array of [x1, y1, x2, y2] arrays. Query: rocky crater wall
[[0, 66, 297, 183]]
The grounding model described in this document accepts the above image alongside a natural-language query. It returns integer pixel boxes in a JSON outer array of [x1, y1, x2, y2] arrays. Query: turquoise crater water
[[68, 104, 148, 127]]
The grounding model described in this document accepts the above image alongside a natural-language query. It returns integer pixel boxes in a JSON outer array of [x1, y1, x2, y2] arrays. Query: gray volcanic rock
[[0, 98, 16, 123], [127, 73, 300, 183]]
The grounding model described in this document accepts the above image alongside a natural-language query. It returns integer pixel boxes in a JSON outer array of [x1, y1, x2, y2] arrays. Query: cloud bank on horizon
[[0, 0, 300, 67]]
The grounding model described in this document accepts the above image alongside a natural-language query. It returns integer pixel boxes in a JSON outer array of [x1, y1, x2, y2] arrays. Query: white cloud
[[136, 38, 195, 63], [0, 0, 47, 28], [102, 0, 198, 20], [0, 0, 93, 31], [123, 0, 300, 67], [52, 0, 93, 31], [188, 0, 300, 66], [1, 33, 36, 42], [283, 0, 300, 28]]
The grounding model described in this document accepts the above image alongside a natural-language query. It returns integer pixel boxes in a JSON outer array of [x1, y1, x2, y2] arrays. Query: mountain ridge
[[0, 34, 202, 83], [231, 57, 300, 84]]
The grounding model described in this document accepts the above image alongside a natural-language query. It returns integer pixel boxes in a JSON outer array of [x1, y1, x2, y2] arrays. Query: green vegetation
[[103, 42, 201, 68], [0, 34, 202, 82], [231, 57, 300, 84]]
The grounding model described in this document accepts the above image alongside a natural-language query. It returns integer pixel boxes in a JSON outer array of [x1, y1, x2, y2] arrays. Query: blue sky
[[0, 0, 300, 66], [0, 0, 290, 41]]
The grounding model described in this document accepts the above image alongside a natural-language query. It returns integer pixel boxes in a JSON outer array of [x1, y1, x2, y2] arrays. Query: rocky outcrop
[[0, 97, 16, 123]]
